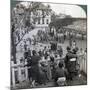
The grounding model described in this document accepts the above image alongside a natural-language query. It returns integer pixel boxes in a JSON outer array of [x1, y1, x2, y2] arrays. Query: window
[[46, 19, 49, 24], [42, 18, 44, 24], [38, 18, 40, 24]]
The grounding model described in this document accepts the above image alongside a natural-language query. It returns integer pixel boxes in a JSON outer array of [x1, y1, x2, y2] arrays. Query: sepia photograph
[[10, 0, 87, 89]]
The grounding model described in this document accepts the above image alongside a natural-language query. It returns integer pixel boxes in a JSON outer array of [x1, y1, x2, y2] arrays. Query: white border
[[18, 0, 87, 5], [0, 0, 89, 90]]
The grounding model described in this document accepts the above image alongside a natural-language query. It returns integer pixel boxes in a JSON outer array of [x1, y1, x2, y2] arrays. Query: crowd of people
[[18, 40, 87, 87], [35, 28, 86, 47], [36, 29, 81, 45]]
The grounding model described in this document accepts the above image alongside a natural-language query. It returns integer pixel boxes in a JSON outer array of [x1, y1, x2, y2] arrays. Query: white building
[[30, 3, 51, 31]]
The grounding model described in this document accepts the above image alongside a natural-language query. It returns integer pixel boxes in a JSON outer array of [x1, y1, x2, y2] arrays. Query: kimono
[[38, 59, 48, 84], [65, 51, 77, 79], [30, 55, 40, 83]]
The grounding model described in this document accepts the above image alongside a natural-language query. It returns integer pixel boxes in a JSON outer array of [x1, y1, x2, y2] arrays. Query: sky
[[20, 1, 86, 18], [44, 3, 86, 18]]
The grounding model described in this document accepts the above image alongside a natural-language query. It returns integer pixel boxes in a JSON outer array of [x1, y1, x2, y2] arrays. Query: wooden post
[[11, 61, 15, 86]]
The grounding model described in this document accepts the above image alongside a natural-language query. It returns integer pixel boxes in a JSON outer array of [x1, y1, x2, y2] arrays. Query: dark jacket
[[30, 55, 41, 82], [54, 67, 65, 81], [30, 55, 40, 66], [65, 51, 77, 72]]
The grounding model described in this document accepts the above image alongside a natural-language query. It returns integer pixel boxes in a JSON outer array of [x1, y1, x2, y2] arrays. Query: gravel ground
[[11, 73, 87, 90]]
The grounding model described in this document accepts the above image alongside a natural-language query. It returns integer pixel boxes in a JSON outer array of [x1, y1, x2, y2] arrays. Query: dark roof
[[35, 3, 51, 10]]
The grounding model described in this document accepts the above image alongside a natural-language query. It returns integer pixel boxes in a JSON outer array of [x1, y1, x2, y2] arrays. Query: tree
[[11, 2, 51, 63]]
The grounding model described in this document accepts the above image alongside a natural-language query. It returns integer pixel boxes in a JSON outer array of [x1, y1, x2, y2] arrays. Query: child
[[54, 62, 66, 86]]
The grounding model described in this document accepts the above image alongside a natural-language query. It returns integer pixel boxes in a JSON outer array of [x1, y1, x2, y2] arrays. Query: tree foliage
[[11, 2, 51, 63]]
